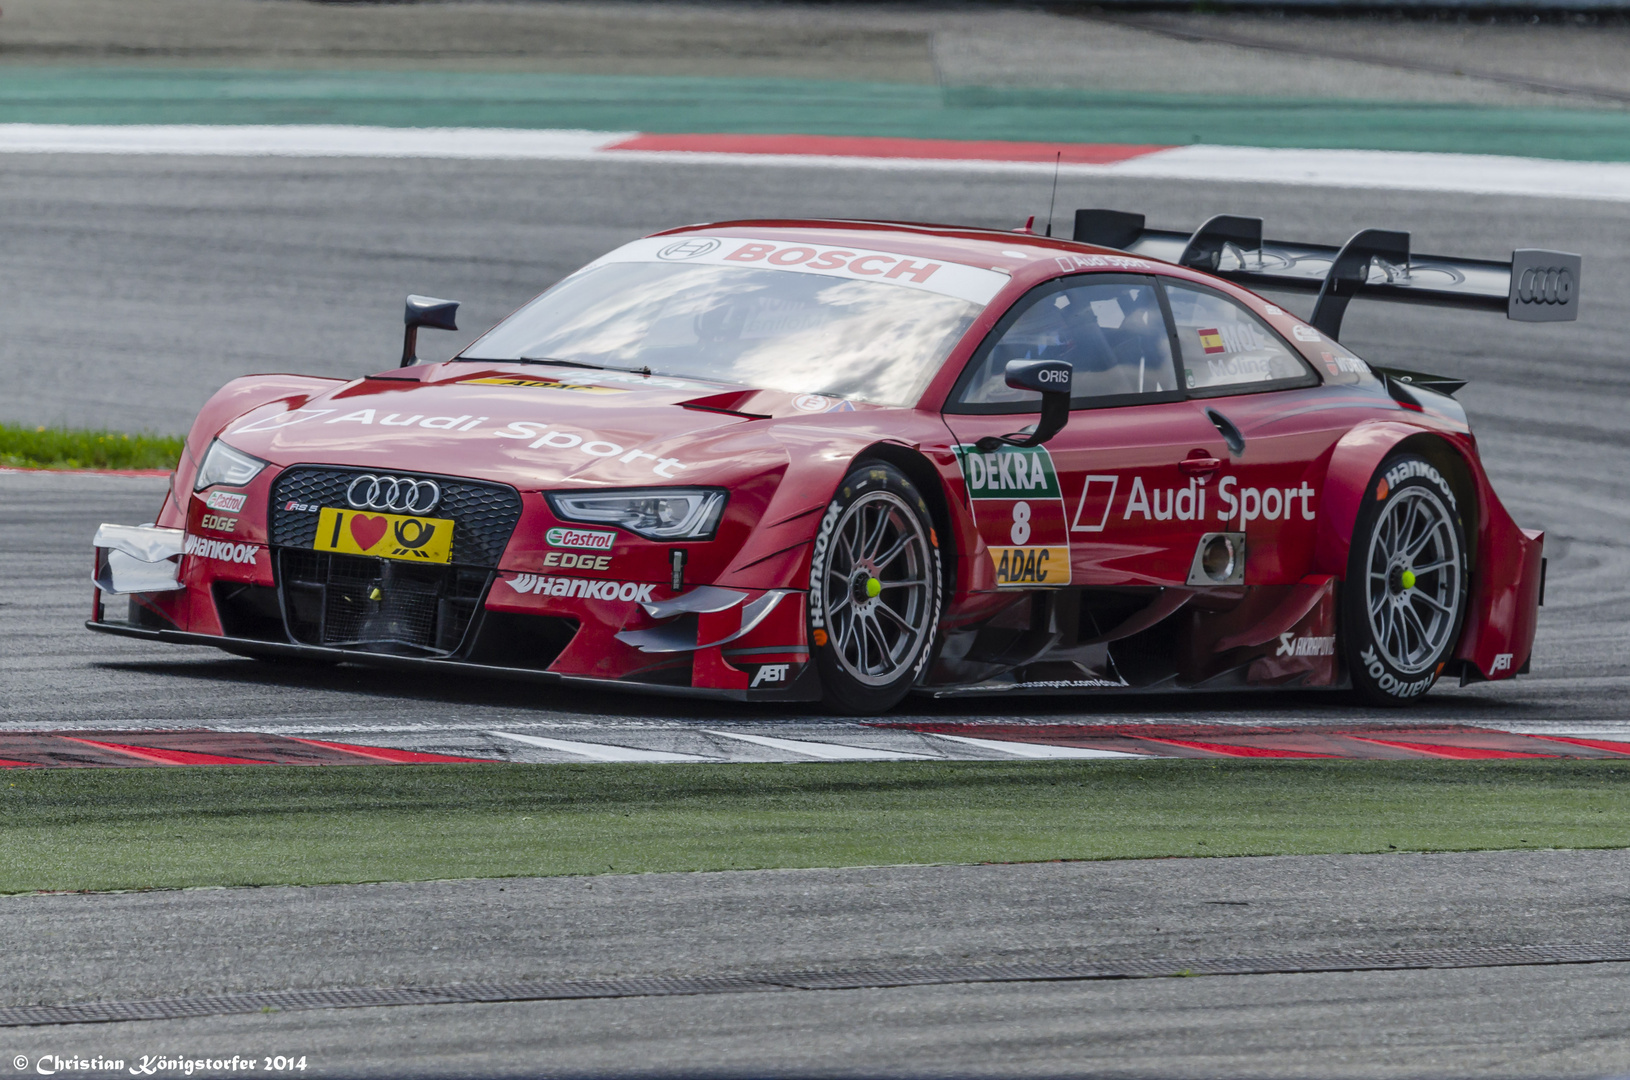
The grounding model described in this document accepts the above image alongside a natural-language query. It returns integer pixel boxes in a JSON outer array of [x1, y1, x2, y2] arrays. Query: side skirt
[[917, 669, 1349, 699]]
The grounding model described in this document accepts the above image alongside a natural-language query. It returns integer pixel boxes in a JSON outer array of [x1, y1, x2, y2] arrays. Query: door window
[[949, 277, 1179, 412], [1163, 283, 1314, 395]]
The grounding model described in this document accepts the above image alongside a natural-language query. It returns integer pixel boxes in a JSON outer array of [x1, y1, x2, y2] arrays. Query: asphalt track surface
[[5, 850, 1630, 1077], [4, 154, 1630, 1074]]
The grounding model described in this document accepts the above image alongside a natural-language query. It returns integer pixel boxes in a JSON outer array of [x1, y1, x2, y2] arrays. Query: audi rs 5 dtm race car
[[90, 210, 1578, 714]]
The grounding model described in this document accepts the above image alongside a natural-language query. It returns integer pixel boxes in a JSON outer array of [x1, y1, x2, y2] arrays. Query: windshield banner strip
[[587, 236, 1010, 306]]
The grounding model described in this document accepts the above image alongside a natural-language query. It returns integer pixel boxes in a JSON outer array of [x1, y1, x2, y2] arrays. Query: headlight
[[546, 488, 727, 541], [193, 439, 268, 491]]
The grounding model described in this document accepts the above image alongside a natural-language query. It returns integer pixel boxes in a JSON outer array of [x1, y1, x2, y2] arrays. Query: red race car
[[90, 210, 1579, 714]]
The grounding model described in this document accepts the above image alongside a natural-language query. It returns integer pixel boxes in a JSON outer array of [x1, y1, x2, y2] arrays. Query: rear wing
[[1072, 209, 1581, 341]]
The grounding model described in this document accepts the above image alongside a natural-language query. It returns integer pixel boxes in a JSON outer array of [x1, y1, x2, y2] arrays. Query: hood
[[218, 362, 879, 489]]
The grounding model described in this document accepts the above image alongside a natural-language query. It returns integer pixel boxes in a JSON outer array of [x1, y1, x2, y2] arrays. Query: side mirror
[[401, 294, 459, 367], [976, 359, 1072, 451]]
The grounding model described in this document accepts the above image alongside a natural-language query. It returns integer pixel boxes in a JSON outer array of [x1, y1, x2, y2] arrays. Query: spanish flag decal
[[1198, 327, 1226, 354]]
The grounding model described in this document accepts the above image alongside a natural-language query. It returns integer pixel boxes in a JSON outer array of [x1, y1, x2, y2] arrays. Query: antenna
[[1044, 151, 1062, 237]]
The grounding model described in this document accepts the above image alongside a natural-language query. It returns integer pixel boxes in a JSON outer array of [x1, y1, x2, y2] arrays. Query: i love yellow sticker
[[314, 507, 455, 564]]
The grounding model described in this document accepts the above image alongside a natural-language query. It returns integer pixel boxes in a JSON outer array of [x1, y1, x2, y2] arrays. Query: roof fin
[[1072, 209, 1145, 249]]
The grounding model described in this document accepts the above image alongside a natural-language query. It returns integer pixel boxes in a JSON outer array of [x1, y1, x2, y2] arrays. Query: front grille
[[279, 550, 491, 654], [266, 467, 523, 655], [269, 467, 522, 567]]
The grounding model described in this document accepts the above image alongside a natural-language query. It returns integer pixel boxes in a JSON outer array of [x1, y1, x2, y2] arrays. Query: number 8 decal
[[1011, 500, 1032, 545]]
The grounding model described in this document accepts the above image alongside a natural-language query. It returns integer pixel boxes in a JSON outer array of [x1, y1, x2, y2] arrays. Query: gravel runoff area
[[3, 0, 1630, 107], [5, 850, 1630, 1076]]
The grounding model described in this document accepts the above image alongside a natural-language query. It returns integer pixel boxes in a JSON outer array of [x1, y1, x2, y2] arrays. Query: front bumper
[[94, 446, 824, 696]]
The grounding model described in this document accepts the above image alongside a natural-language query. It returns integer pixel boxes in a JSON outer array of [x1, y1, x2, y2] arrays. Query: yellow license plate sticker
[[988, 545, 1071, 586], [314, 507, 455, 564]]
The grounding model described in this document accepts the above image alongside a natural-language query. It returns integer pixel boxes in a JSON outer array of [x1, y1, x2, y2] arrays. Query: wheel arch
[[851, 441, 958, 599], [1313, 422, 1483, 578]]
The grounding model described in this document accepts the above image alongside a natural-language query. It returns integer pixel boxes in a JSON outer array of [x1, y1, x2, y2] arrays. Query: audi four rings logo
[[346, 475, 442, 513], [1516, 266, 1574, 305]]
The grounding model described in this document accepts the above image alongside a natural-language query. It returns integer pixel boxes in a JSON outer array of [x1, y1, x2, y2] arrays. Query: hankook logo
[[1514, 265, 1574, 305], [656, 238, 721, 261], [345, 474, 442, 514]]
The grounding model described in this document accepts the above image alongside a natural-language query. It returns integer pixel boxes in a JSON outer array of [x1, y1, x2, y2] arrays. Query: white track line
[[1488, 727, 1630, 741], [0, 124, 631, 159], [488, 730, 709, 763], [2, 124, 1628, 201], [703, 729, 933, 760], [1122, 144, 1630, 202], [928, 733, 1148, 759]]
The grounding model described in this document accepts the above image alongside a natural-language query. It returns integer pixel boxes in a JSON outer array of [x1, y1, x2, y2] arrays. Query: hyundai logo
[[345, 475, 442, 514], [1515, 265, 1574, 306]]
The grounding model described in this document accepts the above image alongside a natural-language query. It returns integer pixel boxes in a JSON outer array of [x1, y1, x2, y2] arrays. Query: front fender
[[155, 375, 345, 529], [715, 413, 952, 591]]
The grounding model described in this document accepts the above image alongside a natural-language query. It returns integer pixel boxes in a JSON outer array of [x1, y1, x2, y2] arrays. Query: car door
[[1161, 279, 1346, 584], [942, 273, 1231, 589]]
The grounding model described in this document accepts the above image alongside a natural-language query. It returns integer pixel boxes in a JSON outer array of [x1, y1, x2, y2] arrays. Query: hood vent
[[678, 390, 770, 420]]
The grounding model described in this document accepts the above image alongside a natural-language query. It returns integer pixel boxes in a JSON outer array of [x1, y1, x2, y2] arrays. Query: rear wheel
[[808, 462, 943, 715], [1343, 454, 1468, 705]]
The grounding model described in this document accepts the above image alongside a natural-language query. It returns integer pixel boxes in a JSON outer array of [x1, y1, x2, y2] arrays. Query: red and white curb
[[0, 466, 170, 478], [5, 723, 1630, 768], [2, 124, 1628, 201]]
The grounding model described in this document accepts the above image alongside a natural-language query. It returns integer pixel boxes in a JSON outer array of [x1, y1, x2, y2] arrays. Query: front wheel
[[808, 461, 944, 715], [1343, 453, 1469, 705]]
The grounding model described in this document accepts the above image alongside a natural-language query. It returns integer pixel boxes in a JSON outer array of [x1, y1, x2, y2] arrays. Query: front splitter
[[85, 620, 816, 702]]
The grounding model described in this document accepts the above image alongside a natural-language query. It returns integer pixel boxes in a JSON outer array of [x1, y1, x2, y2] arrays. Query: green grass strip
[[7, 68, 1630, 160], [0, 423, 181, 470], [4, 760, 1629, 893]]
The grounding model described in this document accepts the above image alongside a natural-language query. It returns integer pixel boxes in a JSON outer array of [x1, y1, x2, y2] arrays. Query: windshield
[[460, 253, 992, 407]]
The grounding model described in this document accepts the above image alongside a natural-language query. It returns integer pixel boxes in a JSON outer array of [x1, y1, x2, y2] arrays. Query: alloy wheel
[[1363, 486, 1463, 675], [818, 489, 936, 687]]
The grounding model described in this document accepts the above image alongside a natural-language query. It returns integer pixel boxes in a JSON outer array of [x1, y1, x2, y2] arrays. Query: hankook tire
[[1344, 452, 1469, 706], [809, 461, 943, 715]]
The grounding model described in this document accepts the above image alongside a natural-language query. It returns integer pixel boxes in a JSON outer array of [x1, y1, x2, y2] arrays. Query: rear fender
[[1315, 421, 1443, 575], [1454, 497, 1544, 681], [1315, 420, 1539, 680]]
